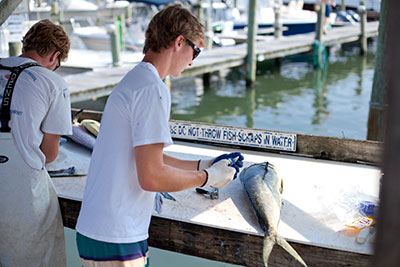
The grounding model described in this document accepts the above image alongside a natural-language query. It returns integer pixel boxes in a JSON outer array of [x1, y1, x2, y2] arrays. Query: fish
[[239, 162, 307, 267], [68, 124, 96, 150], [81, 119, 101, 137]]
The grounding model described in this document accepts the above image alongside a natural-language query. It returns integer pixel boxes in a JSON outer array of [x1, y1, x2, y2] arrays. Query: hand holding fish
[[203, 159, 236, 188], [199, 152, 244, 179]]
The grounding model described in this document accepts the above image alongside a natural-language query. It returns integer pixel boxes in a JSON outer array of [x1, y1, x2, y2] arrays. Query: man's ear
[[49, 50, 60, 64], [174, 35, 185, 51]]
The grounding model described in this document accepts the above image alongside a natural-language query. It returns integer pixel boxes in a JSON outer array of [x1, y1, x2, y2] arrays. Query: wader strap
[[0, 62, 41, 132]]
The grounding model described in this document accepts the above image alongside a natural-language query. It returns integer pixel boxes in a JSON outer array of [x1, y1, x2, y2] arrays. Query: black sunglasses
[[185, 39, 201, 60], [54, 55, 61, 71]]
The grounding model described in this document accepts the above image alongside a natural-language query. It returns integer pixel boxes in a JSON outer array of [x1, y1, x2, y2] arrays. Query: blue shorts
[[325, 4, 333, 17], [76, 233, 149, 266]]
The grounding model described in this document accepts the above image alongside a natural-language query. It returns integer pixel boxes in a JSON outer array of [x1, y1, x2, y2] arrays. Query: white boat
[[233, 0, 318, 35], [282, 0, 381, 12]]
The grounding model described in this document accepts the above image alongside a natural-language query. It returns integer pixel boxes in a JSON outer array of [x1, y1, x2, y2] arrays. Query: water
[[68, 39, 377, 266], [73, 39, 377, 141]]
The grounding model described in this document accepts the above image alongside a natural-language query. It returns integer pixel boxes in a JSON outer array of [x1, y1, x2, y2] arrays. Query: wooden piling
[[341, 0, 346, 11], [315, 3, 325, 44], [205, 0, 213, 50], [274, 3, 282, 39], [313, 3, 326, 69], [50, 2, 61, 24], [374, 0, 400, 266], [367, 0, 387, 141], [245, 0, 257, 86], [8, 42, 21, 56], [107, 22, 121, 67], [358, 2, 367, 55], [118, 14, 125, 51], [125, 4, 132, 24], [163, 75, 171, 91]]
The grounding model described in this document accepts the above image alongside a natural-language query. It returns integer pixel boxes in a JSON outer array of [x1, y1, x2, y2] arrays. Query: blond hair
[[22, 19, 70, 62], [143, 4, 205, 54]]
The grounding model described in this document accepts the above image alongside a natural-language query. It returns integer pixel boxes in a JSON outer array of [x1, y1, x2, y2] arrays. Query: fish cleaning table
[[48, 140, 380, 266]]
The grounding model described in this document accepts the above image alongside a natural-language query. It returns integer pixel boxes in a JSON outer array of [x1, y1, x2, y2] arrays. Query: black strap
[[0, 62, 41, 132]]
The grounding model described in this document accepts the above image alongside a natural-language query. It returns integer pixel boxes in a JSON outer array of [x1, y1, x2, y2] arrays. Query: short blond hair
[[143, 4, 205, 54], [22, 19, 70, 62]]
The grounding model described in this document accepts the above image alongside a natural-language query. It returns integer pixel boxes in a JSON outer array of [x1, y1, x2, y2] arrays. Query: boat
[[49, 108, 381, 266], [70, 16, 145, 51], [283, 0, 381, 12], [233, 0, 318, 35]]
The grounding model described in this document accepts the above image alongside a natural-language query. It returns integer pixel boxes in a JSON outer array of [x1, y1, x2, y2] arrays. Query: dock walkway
[[64, 21, 379, 103]]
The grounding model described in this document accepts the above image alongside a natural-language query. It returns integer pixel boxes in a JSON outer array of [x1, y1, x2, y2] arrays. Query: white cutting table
[[48, 139, 380, 259]]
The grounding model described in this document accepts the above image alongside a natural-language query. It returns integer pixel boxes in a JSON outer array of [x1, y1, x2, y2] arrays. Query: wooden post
[[373, 0, 400, 266], [245, 0, 257, 86], [163, 75, 171, 91], [8, 42, 21, 56], [205, 0, 213, 50], [118, 14, 125, 51], [107, 22, 121, 67], [313, 3, 326, 69], [315, 3, 325, 44], [125, 4, 132, 24], [358, 1, 367, 55], [0, 0, 24, 26], [273, 3, 282, 39], [341, 0, 346, 11], [50, 2, 60, 24], [367, 0, 387, 141], [196, 0, 204, 22]]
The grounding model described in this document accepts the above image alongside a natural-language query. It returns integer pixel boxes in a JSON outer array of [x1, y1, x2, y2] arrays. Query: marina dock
[[64, 21, 379, 104]]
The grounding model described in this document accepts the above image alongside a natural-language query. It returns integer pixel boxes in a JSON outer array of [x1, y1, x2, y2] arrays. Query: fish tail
[[276, 234, 308, 267], [262, 232, 275, 267]]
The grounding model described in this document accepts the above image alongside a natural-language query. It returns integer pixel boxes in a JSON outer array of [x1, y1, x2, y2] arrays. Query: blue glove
[[211, 152, 244, 179]]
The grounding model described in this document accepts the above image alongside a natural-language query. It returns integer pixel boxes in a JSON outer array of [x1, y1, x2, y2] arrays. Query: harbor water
[[73, 39, 377, 140], [67, 39, 377, 266]]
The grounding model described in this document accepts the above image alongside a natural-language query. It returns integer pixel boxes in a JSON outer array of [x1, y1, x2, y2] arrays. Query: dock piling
[[274, 3, 282, 39], [358, 2, 367, 55], [313, 3, 326, 69], [106, 22, 121, 67], [8, 42, 21, 57], [245, 0, 257, 86], [50, 2, 62, 24]]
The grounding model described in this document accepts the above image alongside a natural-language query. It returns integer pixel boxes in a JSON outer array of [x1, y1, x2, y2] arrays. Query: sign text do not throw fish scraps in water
[[169, 121, 296, 152]]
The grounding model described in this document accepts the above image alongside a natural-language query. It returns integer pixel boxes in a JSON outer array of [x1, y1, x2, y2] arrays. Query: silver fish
[[239, 162, 307, 267]]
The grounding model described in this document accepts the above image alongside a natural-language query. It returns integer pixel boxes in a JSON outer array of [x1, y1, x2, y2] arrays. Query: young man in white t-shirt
[[76, 4, 243, 266], [0, 19, 72, 266]]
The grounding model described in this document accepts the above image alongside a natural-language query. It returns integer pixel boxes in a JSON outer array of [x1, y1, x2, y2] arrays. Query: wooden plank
[[58, 197, 372, 267], [0, 0, 23, 26], [374, 0, 400, 265], [71, 109, 383, 165]]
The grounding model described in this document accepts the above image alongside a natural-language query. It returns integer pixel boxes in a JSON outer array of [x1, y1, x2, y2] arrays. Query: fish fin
[[155, 192, 163, 214], [160, 192, 176, 201], [276, 234, 307, 267], [263, 233, 276, 267]]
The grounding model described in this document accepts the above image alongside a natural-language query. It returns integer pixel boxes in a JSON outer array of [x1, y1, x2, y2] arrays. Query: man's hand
[[198, 152, 244, 179], [203, 159, 236, 188]]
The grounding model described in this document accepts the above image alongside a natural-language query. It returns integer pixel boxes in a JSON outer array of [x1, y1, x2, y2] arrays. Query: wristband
[[200, 170, 208, 187]]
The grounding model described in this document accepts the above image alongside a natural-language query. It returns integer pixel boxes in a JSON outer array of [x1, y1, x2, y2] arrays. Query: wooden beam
[[59, 197, 372, 267], [0, 0, 24, 26], [374, 0, 400, 265], [71, 109, 383, 165]]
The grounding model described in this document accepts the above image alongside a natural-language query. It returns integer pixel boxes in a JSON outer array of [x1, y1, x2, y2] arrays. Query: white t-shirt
[[76, 62, 173, 243], [0, 57, 72, 170]]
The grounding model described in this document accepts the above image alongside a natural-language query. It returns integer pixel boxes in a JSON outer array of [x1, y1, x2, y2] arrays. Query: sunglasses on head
[[185, 39, 201, 60], [54, 55, 61, 71]]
